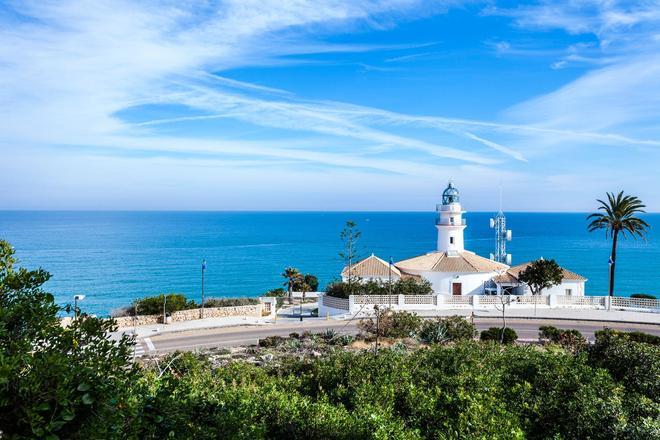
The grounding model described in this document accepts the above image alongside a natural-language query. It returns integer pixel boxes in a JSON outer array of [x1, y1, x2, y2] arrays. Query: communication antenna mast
[[489, 186, 512, 265]]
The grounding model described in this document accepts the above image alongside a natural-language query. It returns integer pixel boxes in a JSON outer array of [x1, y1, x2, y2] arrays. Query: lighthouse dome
[[442, 181, 460, 205]]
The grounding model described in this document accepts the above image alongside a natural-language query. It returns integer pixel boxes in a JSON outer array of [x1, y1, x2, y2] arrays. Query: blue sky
[[1, 1, 659, 211]]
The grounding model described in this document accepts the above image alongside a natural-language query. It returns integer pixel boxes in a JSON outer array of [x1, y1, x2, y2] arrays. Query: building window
[[565, 288, 572, 296], [450, 216, 455, 225], [449, 236, 455, 244]]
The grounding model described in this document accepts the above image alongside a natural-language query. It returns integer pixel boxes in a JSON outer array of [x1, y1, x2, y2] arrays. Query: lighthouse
[[435, 181, 466, 254]]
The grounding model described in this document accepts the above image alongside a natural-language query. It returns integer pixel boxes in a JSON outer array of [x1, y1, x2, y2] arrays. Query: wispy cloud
[[1, 0, 659, 210]]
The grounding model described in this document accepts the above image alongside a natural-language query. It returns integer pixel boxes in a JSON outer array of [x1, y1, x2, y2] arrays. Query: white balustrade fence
[[611, 296, 659, 311], [321, 295, 350, 311], [317, 293, 660, 316]]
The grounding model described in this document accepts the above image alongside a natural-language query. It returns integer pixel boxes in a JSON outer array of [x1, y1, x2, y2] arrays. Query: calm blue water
[[1, 211, 658, 316]]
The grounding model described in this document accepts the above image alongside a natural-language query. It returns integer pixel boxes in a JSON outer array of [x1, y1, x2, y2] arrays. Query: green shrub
[[258, 336, 286, 348], [539, 325, 561, 342], [264, 287, 286, 297], [326, 278, 433, 298], [358, 310, 422, 338], [590, 329, 660, 400], [320, 328, 337, 341], [203, 297, 259, 307], [480, 327, 517, 344], [594, 328, 660, 345], [631, 293, 656, 299], [539, 326, 587, 352], [624, 331, 660, 345], [133, 293, 196, 315], [0, 239, 138, 439], [416, 320, 448, 344], [416, 315, 477, 344], [393, 278, 433, 295], [325, 281, 351, 299]]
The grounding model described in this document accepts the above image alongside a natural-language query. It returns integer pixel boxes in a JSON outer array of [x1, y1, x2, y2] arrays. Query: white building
[[341, 181, 587, 297], [341, 254, 402, 283], [492, 261, 586, 296]]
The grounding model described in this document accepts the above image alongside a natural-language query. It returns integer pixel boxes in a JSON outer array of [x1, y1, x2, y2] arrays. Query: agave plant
[[415, 321, 449, 345]]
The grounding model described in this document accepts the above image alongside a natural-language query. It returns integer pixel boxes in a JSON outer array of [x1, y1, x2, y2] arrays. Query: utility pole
[[201, 259, 206, 318], [388, 257, 393, 310], [163, 294, 167, 324], [374, 305, 380, 354]]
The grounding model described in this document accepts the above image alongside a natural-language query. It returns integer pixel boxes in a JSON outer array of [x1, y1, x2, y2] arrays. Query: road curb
[[129, 321, 271, 339], [470, 314, 660, 326]]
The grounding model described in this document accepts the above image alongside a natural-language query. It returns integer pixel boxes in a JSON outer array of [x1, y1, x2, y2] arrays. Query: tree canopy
[[518, 258, 564, 295]]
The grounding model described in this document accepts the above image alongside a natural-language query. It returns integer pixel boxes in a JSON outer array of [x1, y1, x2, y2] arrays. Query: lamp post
[[201, 259, 207, 318], [73, 294, 85, 319], [388, 257, 393, 309], [163, 293, 167, 324]]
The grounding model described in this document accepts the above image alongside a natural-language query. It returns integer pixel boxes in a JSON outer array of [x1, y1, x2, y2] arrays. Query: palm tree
[[587, 191, 649, 296], [282, 267, 302, 305]]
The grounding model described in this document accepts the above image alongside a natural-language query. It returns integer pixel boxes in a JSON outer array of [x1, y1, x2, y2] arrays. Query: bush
[[539, 326, 587, 352], [393, 278, 433, 295], [631, 293, 656, 299], [325, 278, 433, 298], [416, 315, 477, 344], [594, 328, 660, 345], [203, 297, 259, 307], [258, 336, 286, 348], [480, 327, 517, 344], [0, 239, 137, 439], [590, 329, 660, 400], [265, 287, 286, 297], [325, 281, 351, 299], [539, 325, 561, 342], [358, 310, 422, 338], [133, 293, 197, 315]]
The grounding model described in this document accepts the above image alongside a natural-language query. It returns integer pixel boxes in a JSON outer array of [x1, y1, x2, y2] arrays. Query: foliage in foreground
[[133, 337, 660, 440], [0, 240, 137, 439]]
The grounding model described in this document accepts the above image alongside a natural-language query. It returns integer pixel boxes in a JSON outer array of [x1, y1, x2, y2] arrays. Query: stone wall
[[113, 313, 161, 328], [112, 304, 262, 328], [171, 304, 262, 321]]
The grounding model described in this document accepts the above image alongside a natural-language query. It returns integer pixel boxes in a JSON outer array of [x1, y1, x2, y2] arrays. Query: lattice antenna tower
[[489, 186, 512, 265]]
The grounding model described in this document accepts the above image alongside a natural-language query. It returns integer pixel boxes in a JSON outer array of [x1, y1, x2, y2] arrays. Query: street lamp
[[201, 259, 207, 318], [73, 294, 85, 319]]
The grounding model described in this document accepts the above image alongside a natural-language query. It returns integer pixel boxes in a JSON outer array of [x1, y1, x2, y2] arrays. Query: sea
[[1, 211, 658, 316]]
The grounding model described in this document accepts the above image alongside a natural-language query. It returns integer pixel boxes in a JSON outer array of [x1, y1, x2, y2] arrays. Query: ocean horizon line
[[2, 209, 660, 215]]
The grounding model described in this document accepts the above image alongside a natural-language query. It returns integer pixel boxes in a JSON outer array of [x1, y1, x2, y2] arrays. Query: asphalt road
[[143, 318, 660, 354]]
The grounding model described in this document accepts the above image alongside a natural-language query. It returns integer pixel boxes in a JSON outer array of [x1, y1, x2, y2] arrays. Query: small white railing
[[339, 294, 659, 315], [403, 295, 434, 305], [556, 296, 605, 307], [513, 296, 547, 306], [354, 295, 399, 305], [478, 296, 500, 306], [322, 295, 349, 310], [442, 296, 472, 306], [611, 297, 659, 310]]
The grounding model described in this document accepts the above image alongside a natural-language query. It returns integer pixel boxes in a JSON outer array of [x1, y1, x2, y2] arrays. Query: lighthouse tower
[[436, 181, 466, 254]]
